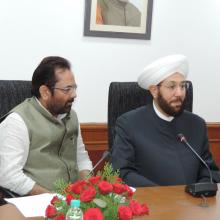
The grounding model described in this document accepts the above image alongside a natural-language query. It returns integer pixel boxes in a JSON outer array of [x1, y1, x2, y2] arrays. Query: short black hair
[[31, 56, 71, 98]]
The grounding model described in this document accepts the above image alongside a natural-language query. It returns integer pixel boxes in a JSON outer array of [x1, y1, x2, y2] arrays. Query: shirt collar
[[153, 101, 174, 122]]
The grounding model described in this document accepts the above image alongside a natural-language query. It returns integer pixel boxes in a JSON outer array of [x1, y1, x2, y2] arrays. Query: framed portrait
[[84, 0, 153, 40]]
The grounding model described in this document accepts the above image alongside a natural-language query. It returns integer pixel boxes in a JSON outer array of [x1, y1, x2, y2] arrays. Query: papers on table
[[5, 188, 136, 217], [5, 193, 54, 217]]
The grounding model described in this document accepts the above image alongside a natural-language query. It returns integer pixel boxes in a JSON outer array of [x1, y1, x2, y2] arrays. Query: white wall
[[0, 0, 220, 122]]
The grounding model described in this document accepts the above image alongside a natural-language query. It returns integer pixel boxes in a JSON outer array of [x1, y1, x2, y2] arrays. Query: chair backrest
[[107, 81, 193, 149], [0, 80, 32, 119], [0, 80, 32, 197]]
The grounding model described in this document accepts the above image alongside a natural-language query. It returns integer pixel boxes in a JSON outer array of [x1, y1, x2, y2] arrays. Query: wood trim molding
[[81, 123, 108, 151], [81, 122, 220, 167], [81, 123, 220, 147], [207, 122, 220, 140], [207, 122, 220, 167]]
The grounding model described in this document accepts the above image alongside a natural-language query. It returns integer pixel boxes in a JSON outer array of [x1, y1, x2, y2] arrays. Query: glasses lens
[[159, 81, 190, 91]]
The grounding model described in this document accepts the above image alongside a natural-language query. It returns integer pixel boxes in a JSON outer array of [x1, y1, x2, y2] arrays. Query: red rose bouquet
[[45, 163, 149, 220]]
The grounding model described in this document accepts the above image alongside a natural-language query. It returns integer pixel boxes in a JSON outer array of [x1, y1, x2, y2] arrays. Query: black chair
[[0, 80, 32, 119], [0, 80, 32, 198], [107, 81, 193, 149]]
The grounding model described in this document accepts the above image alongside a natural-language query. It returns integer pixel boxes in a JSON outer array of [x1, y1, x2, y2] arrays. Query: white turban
[[138, 54, 188, 90]]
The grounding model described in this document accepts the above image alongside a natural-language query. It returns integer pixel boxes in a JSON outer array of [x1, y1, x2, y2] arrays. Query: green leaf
[[97, 162, 120, 183], [53, 179, 69, 196], [113, 194, 126, 204], [93, 198, 107, 208]]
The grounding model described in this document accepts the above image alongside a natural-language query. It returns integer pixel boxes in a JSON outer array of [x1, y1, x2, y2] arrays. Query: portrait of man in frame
[[84, 0, 153, 40]]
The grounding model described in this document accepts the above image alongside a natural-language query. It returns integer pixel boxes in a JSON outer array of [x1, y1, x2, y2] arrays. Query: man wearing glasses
[[0, 56, 92, 196], [112, 54, 220, 187]]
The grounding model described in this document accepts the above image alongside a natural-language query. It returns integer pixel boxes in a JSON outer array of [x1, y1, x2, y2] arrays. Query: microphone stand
[[177, 133, 218, 197], [87, 151, 111, 177]]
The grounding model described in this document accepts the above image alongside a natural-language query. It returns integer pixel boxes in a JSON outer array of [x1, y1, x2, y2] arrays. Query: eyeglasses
[[157, 81, 190, 92], [51, 84, 77, 94]]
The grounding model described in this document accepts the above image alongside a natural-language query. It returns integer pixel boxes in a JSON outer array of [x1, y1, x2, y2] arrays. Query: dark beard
[[157, 92, 185, 117], [48, 99, 74, 116]]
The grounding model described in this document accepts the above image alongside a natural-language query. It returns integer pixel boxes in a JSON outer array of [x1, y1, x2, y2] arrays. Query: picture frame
[[84, 0, 153, 40]]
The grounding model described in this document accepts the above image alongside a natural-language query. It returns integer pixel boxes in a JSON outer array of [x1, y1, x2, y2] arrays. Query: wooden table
[[26, 185, 220, 220], [133, 185, 220, 220]]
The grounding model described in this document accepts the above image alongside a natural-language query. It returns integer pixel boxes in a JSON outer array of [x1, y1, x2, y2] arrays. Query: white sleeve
[[0, 113, 35, 195], [76, 125, 93, 171]]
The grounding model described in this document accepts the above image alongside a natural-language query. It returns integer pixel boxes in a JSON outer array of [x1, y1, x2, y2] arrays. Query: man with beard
[[0, 56, 92, 196], [112, 54, 220, 187], [96, 0, 141, 26]]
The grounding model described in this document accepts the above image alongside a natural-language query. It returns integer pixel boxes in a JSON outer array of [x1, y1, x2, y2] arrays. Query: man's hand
[[27, 183, 50, 196], [79, 170, 91, 180]]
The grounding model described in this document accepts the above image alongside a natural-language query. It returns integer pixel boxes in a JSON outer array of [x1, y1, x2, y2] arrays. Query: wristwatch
[[0, 198, 8, 206]]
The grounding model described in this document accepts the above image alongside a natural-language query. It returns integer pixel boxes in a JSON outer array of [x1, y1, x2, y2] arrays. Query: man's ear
[[39, 85, 50, 100], [148, 85, 158, 99]]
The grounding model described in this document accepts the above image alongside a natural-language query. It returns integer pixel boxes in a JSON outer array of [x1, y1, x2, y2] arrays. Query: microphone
[[177, 133, 218, 197], [87, 151, 111, 176]]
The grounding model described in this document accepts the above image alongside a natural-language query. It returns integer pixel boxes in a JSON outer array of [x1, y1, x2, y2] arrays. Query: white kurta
[[0, 110, 92, 195]]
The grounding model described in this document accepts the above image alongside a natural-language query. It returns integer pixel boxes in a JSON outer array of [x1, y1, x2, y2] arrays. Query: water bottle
[[66, 199, 83, 220]]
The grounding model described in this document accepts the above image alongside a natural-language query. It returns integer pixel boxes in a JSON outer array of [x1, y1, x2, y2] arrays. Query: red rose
[[98, 181, 113, 195], [130, 200, 149, 216], [112, 176, 123, 183], [88, 176, 101, 185], [130, 200, 142, 216], [55, 213, 65, 220], [116, 177, 123, 183], [141, 204, 150, 215], [118, 205, 132, 220], [45, 205, 56, 218], [117, 177, 122, 182], [80, 186, 96, 202], [129, 200, 143, 216], [66, 194, 74, 205], [84, 208, 104, 220], [67, 180, 88, 194], [50, 195, 60, 205], [124, 185, 134, 198], [113, 183, 126, 194]]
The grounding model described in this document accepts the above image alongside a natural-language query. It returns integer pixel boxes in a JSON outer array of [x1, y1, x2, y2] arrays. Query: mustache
[[68, 98, 74, 103], [65, 99, 75, 106], [172, 97, 184, 103]]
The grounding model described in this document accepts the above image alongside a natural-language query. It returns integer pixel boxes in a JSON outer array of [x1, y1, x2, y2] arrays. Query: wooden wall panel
[[81, 123, 108, 173], [207, 123, 220, 168], [81, 122, 220, 170]]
